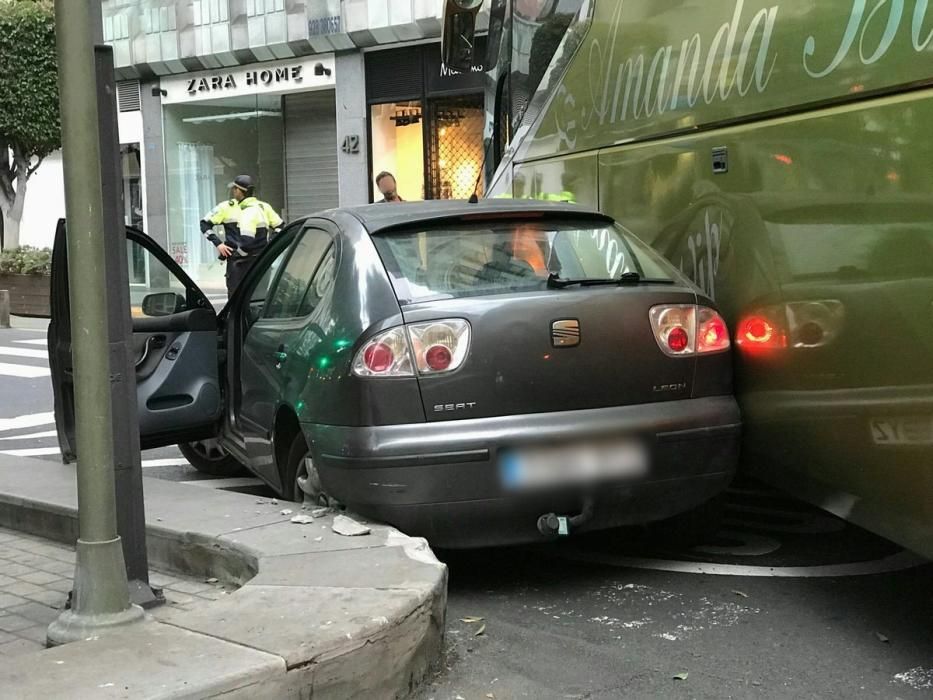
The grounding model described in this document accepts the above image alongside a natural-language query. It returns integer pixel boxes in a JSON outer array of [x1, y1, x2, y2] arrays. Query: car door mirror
[[442, 0, 484, 73], [141, 292, 186, 317], [246, 300, 264, 326]]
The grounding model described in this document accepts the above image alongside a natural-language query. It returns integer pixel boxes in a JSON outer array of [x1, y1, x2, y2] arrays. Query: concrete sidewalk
[[6, 314, 49, 331], [0, 455, 447, 698], [0, 527, 230, 657]]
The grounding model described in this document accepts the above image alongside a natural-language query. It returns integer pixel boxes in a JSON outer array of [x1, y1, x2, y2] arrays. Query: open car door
[[49, 220, 223, 461]]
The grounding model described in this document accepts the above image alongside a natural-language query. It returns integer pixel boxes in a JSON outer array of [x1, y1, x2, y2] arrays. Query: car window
[[127, 238, 188, 318], [250, 245, 290, 306], [264, 229, 332, 319], [298, 246, 336, 317], [372, 220, 674, 303]]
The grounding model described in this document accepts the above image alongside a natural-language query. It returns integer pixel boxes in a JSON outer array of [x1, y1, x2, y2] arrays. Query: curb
[[0, 456, 447, 699]]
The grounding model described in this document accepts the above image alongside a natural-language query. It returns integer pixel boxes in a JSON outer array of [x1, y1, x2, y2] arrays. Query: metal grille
[[427, 95, 485, 200], [116, 80, 141, 112]]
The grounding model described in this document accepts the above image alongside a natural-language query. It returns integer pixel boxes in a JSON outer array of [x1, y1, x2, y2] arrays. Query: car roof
[[334, 199, 613, 235]]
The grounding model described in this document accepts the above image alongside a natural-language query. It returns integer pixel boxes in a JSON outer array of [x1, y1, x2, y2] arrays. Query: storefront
[[365, 40, 486, 202], [159, 55, 337, 290]]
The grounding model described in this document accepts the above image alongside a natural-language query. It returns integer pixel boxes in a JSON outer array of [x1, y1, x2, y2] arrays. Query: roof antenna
[[468, 163, 482, 203], [469, 130, 493, 203]]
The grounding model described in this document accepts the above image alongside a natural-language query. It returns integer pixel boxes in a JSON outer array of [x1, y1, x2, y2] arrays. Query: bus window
[[510, 0, 584, 132]]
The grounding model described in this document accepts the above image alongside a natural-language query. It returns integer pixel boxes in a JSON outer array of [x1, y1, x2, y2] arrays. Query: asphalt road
[[3, 318, 931, 699], [418, 485, 933, 700]]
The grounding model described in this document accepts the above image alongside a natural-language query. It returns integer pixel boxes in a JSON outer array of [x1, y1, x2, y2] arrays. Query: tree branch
[[0, 147, 14, 206], [26, 154, 45, 179], [11, 142, 29, 179]]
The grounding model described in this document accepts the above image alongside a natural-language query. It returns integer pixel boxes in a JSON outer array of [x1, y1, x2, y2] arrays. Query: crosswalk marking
[[0, 346, 49, 360], [141, 458, 192, 468], [14, 339, 48, 346], [0, 429, 58, 441], [181, 477, 263, 489], [0, 412, 54, 432], [0, 362, 50, 378], [0, 447, 194, 470], [0, 447, 60, 457]]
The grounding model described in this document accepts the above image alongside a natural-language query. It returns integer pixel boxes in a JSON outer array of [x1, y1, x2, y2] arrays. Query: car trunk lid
[[401, 286, 698, 421]]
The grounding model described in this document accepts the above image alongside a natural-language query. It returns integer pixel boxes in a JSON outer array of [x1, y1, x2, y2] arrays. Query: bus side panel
[[595, 89, 933, 558], [512, 152, 599, 207]]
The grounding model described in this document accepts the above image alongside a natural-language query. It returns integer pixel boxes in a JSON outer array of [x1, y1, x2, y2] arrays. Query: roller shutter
[[284, 90, 338, 219]]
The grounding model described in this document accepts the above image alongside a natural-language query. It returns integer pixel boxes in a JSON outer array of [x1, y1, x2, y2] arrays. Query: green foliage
[[0, 245, 52, 275], [0, 0, 60, 160]]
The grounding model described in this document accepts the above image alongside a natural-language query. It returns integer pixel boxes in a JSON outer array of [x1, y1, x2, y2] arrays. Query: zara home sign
[[162, 55, 336, 104]]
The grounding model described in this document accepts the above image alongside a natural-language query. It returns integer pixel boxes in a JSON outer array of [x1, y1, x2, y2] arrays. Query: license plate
[[870, 417, 933, 445], [499, 439, 647, 491]]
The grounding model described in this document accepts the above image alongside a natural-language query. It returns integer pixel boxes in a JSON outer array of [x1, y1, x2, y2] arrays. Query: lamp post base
[[46, 537, 146, 647]]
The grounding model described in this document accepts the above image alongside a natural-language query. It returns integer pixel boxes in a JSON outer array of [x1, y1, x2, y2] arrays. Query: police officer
[[200, 175, 282, 295], [258, 200, 284, 239]]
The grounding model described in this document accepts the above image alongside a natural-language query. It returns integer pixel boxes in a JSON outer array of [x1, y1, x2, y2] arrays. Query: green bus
[[444, 0, 933, 558]]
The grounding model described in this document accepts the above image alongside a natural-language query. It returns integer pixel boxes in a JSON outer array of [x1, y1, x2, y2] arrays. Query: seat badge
[[551, 319, 581, 347]]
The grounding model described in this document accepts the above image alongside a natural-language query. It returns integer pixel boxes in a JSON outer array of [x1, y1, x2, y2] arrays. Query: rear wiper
[[546, 271, 675, 288]]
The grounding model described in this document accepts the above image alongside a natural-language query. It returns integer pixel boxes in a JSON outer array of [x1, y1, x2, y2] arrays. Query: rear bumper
[[304, 396, 741, 547]]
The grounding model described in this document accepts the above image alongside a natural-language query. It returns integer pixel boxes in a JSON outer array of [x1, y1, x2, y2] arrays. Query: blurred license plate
[[870, 417, 933, 445], [499, 440, 647, 491]]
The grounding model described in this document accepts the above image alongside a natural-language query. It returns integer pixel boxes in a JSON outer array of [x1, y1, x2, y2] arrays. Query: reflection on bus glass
[[478, 0, 933, 559]]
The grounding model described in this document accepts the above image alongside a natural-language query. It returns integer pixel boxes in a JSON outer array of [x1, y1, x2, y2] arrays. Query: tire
[[282, 432, 336, 506], [648, 494, 726, 548], [178, 439, 247, 478]]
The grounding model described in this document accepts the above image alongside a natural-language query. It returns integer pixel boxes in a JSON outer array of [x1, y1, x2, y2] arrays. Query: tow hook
[[537, 498, 595, 538]]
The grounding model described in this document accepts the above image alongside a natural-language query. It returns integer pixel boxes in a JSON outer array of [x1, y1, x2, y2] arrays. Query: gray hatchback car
[[50, 200, 740, 547]]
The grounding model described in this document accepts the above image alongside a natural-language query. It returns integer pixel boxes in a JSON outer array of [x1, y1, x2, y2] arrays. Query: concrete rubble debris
[[332, 514, 371, 537], [290, 514, 315, 525]]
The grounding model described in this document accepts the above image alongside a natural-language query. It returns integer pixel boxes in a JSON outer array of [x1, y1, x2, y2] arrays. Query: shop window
[[427, 95, 485, 200], [122, 143, 146, 286], [163, 94, 285, 291], [370, 101, 425, 202], [121, 144, 143, 229]]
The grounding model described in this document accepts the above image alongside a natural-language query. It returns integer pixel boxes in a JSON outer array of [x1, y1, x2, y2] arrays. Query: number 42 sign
[[341, 135, 360, 154]]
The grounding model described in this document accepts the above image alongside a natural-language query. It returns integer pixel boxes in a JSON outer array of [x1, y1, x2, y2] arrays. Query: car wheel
[[177, 439, 246, 478], [283, 433, 339, 507], [648, 493, 726, 548]]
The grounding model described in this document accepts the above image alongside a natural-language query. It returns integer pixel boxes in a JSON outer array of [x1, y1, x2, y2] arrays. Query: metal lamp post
[[47, 0, 145, 645]]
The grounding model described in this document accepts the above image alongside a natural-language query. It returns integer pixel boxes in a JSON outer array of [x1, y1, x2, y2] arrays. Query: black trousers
[[225, 256, 257, 296]]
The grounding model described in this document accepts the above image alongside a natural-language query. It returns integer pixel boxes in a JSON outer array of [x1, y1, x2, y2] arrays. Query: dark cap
[[228, 174, 254, 192]]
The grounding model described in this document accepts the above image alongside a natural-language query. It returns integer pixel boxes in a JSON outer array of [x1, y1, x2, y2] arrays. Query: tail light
[[650, 305, 731, 357], [352, 319, 471, 378], [785, 301, 844, 348], [407, 319, 471, 375], [735, 311, 786, 351], [735, 301, 843, 353], [352, 327, 414, 377], [697, 306, 731, 353], [650, 305, 696, 356]]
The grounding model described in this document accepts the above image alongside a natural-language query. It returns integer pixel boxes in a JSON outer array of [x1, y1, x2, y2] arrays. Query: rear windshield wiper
[[546, 271, 674, 289]]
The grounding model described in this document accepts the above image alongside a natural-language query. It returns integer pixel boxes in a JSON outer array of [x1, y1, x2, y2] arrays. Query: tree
[[0, 0, 59, 251]]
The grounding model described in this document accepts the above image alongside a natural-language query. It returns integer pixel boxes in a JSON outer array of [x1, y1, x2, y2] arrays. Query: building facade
[[92, 0, 489, 290]]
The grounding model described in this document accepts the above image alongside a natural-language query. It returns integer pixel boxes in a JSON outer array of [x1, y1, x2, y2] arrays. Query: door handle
[[274, 345, 288, 368]]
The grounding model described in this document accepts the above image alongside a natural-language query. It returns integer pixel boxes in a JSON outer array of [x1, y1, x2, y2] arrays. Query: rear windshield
[[372, 220, 675, 303], [771, 221, 933, 280]]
